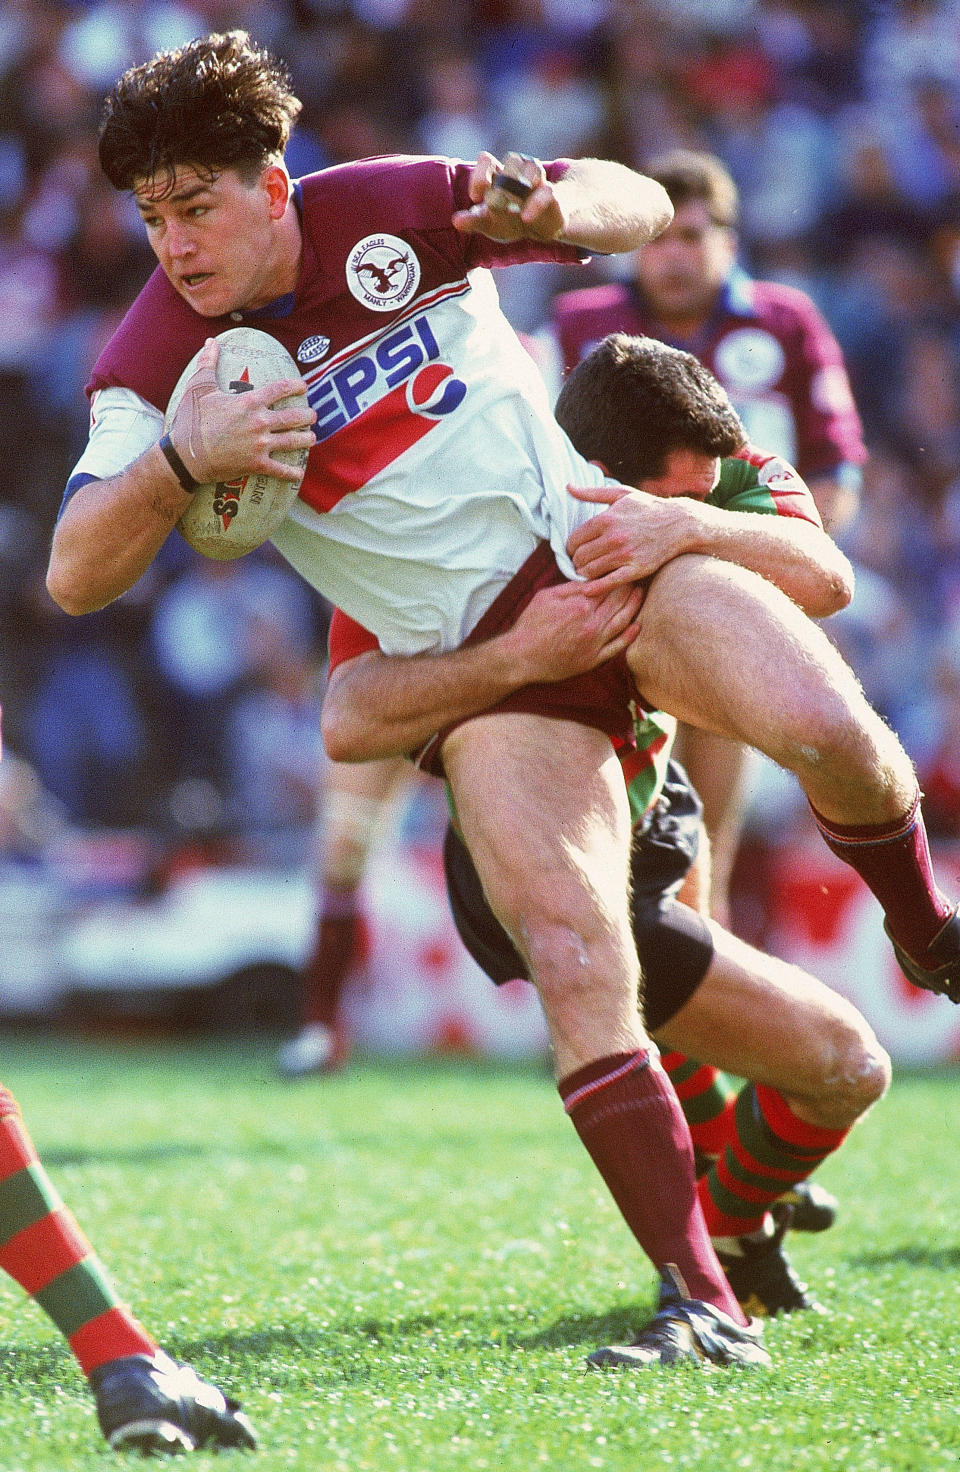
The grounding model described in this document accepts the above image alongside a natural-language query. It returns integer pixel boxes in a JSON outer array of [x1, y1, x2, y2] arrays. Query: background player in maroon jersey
[[553, 150, 865, 534]]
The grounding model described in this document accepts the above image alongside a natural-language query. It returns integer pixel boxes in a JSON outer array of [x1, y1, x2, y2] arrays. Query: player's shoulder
[[746, 276, 832, 332], [716, 443, 821, 523], [299, 154, 466, 223], [553, 280, 633, 321]]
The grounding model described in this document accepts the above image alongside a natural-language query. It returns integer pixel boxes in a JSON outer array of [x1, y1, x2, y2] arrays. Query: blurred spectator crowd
[[4, 0, 960, 884]]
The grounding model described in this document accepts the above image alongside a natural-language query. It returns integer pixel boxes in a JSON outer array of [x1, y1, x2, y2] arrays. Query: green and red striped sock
[[0, 1086, 157, 1374], [698, 1082, 848, 1239], [660, 1053, 736, 1161]]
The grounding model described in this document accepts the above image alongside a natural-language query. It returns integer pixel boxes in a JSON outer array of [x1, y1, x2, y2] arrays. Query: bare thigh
[[627, 554, 913, 823], [440, 711, 647, 1077]]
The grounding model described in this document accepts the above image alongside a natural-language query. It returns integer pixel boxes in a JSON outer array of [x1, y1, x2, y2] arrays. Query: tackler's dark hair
[[555, 333, 746, 484]]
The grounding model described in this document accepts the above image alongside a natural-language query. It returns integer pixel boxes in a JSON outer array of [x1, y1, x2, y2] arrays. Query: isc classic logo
[[346, 233, 421, 312], [297, 334, 331, 364]]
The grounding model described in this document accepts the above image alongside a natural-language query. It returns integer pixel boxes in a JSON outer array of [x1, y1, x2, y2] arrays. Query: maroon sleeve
[[450, 158, 589, 273], [85, 268, 223, 410]]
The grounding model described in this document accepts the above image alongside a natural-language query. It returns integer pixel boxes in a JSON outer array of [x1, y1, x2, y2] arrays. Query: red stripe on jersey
[[300, 379, 436, 512]]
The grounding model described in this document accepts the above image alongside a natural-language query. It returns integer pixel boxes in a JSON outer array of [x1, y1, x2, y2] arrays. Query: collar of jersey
[[719, 264, 756, 316]]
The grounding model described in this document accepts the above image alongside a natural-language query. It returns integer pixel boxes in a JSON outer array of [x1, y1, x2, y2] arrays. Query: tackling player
[[552, 148, 868, 929], [319, 334, 892, 1337]]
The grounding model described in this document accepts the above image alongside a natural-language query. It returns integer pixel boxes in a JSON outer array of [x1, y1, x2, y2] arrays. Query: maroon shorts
[[414, 542, 644, 777]]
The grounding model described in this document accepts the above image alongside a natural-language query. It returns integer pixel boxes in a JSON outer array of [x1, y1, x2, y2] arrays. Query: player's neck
[[248, 206, 303, 309]]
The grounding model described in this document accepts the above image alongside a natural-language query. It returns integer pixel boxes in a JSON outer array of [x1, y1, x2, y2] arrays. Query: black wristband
[[158, 433, 200, 493]]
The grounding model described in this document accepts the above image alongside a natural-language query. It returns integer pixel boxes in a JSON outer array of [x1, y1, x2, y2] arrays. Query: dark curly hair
[[98, 30, 302, 193], [555, 333, 747, 484]]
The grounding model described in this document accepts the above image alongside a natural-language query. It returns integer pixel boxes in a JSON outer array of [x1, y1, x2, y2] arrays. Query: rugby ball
[[165, 327, 310, 560]]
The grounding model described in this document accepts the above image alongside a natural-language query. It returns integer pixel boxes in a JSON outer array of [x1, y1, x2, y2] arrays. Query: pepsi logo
[[406, 364, 466, 417]]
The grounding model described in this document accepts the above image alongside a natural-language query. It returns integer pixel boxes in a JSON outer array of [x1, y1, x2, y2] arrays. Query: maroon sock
[[560, 1050, 746, 1324], [810, 790, 953, 962], [302, 887, 362, 1027]]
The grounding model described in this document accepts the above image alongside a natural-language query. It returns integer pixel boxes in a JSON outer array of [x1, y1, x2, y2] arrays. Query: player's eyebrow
[[134, 180, 216, 212]]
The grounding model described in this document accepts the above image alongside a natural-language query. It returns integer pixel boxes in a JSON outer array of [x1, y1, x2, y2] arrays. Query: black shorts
[[443, 759, 715, 1033]]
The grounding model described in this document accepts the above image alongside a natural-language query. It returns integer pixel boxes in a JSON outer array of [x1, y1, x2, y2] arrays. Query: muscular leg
[[655, 924, 891, 1132], [440, 710, 745, 1320], [628, 555, 954, 972], [442, 713, 647, 1075], [629, 554, 910, 822]]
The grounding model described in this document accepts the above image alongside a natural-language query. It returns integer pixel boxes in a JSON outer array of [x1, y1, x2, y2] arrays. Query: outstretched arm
[[566, 479, 855, 618], [452, 152, 673, 255], [321, 579, 644, 764]]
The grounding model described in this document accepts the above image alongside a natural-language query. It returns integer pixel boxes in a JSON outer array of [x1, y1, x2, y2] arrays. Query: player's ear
[[262, 164, 291, 219], [590, 458, 610, 475]]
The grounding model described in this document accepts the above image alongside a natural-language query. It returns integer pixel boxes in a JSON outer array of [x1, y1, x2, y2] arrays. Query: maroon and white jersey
[[72, 155, 610, 655], [552, 267, 866, 483]]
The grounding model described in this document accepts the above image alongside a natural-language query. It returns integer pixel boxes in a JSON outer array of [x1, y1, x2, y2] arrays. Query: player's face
[[636, 448, 721, 501], [133, 165, 297, 317], [635, 200, 737, 327]]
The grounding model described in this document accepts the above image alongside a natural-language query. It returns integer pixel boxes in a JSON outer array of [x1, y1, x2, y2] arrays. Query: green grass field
[[1, 1034, 958, 1472]]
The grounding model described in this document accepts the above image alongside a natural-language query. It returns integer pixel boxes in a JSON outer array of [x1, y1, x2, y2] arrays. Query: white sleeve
[[68, 386, 164, 483]]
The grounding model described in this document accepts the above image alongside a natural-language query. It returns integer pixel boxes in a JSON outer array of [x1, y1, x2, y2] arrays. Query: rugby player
[[46, 32, 958, 1369], [319, 334, 891, 1337]]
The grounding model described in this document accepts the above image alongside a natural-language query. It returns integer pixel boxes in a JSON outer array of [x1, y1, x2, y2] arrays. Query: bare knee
[[512, 908, 647, 1072], [795, 1013, 891, 1130]]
